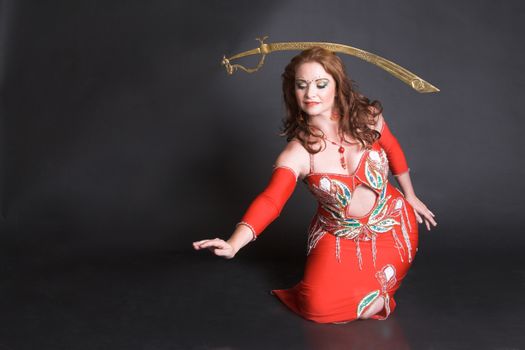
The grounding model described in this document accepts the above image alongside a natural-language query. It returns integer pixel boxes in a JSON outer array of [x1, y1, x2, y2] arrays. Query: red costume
[[239, 121, 418, 323]]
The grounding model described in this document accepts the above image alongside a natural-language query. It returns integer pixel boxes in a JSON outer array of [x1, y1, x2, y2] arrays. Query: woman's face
[[294, 61, 337, 119]]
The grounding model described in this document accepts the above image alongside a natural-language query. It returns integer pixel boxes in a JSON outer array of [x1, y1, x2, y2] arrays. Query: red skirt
[[272, 208, 418, 323]]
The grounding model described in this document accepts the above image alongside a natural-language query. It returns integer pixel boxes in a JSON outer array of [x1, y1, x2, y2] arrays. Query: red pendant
[[339, 146, 346, 169]]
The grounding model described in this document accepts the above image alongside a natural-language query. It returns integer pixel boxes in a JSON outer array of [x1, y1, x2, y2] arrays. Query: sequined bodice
[[303, 142, 390, 218], [303, 142, 415, 268]]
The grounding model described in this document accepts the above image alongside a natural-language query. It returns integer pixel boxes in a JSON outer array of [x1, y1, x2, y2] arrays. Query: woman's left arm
[[394, 171, 437, 231], [373, 112, 437, 231]]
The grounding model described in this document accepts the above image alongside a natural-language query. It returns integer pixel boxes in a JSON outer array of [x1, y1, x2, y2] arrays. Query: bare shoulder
[[274, 139, 310, 179]]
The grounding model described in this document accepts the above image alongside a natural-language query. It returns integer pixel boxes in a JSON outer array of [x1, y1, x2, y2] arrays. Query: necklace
[[323, 136, 347, 170]]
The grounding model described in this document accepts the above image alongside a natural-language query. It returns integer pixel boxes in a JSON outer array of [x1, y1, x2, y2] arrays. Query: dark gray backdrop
[[1, 0, 524, 260]]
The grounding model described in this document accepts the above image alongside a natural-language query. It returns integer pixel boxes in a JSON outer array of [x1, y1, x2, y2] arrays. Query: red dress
[[271, 141, 419, 323]]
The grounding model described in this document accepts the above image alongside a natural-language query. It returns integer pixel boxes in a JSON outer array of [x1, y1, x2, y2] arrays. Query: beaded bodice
[[304, 142, 389, 224], [303, 142, 414, 268]]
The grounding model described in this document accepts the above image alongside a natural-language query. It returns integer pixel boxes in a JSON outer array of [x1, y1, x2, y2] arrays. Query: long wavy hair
[[281, 47, 382, 153]]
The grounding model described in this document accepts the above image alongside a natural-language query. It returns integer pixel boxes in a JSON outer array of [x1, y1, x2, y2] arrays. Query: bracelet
[[236, 221, 257, 241]]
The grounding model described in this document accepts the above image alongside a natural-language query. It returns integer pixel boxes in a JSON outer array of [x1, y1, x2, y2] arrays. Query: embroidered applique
[[364, 149, 388, 191], [306, 215, 327, 256], [357, 290, 380, 318], [355, 265, 397, 319], [373, 264, 397, 320], [308, 176, 352, 216], [319, 177, 331, 192]]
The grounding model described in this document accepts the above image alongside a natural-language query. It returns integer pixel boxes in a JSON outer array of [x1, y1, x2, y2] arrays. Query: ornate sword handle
[[221, 36, 269, 75]]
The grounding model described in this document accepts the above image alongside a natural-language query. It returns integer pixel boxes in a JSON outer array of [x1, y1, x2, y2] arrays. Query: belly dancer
[[194, 47, 437, 323]]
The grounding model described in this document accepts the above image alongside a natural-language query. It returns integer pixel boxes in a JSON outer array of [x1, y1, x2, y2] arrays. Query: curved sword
[[221, 36, 439, 93]]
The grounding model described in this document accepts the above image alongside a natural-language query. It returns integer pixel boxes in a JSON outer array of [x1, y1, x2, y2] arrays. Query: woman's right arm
[[192, 140, 310, 258], [192, 224, 254, 259]]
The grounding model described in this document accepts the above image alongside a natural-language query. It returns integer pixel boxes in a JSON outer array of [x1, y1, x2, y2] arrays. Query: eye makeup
[[295, 78, 330, 90]]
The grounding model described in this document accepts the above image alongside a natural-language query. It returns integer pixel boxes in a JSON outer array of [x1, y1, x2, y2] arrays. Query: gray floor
[[1, 242, 523, 350]]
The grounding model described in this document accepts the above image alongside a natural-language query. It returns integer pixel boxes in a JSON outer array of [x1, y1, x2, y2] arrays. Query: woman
[[193, 47, 436, 323]]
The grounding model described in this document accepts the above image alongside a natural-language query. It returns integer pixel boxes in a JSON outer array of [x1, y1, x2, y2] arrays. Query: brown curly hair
[[281, 47, 382, 153]]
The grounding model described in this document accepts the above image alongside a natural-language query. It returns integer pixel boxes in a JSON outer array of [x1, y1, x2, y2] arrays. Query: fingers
[[414, 210, 423, 224], [422, 209, 437, 228], [193, 238, 224, 250], [417, 210, 437, 231], [193, 238, 234, 258], [413, 206, 437, 231], [193, 240, 208, 250], [406, 197, 437, 228]]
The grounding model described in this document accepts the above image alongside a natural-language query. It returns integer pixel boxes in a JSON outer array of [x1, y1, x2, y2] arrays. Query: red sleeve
[[378, 120, 410, 176], [237, 166, 297, 240]]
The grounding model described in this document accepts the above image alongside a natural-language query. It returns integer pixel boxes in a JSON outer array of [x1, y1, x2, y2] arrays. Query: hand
[[193, 238, 236, 259], [405, 195, 437, 231]]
